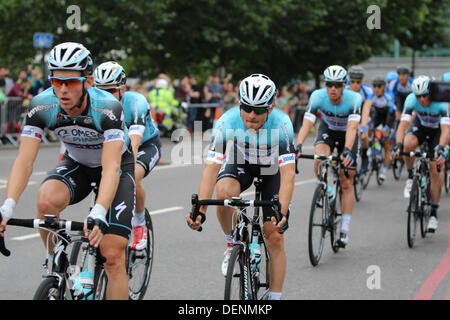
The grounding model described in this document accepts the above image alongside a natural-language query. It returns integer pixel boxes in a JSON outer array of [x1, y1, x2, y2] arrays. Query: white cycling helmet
[[239, 73, 276, 107], [155, 78, 168, 89], [323, 65, 347, 82], [412, 75, 430, 96], [94, 61, 126, 86], [47, 42, 93, 75]]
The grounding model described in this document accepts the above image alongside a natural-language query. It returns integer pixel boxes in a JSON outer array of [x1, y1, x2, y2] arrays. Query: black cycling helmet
[[396, 65, 410, 75], [372, 77, 386, 86], [348, 66, 365, 80]]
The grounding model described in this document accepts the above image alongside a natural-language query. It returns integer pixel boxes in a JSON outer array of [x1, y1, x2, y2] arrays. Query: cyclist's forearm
[[395, 121, 409, 144], [439, 124, 449, 147], [198, 162, 221, 213], [344, 122, 358, 149], [296, 118, 314, 145], [5, 159, 34, 202], [96, 165, 120, 210], [279, 165, 295, 215], [361, 101, 373, 127]]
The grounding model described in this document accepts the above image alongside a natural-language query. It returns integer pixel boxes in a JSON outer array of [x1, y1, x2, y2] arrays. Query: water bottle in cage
[[78, 247, 96, 300], [249, 230, 261, 274]]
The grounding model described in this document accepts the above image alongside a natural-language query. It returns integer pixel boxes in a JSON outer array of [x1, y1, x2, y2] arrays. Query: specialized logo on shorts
[[115, 201, 127, 221], [137, 150, 146, 158], [56, 166, 68, 174], [237, 167, 245, 175]]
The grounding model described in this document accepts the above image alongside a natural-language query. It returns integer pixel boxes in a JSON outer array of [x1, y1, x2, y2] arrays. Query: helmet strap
[[68, 82, 87, 111]]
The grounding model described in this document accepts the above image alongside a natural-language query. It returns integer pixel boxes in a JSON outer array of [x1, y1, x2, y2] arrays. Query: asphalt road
[[0, 135, 449, 300]]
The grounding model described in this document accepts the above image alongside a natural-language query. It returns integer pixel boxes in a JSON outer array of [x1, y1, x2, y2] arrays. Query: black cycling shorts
[[43, 152, 135, 240], [314, 122, 359, 169], [216, 161, 289, 229], [136, 136, 162, 177], [406, 118, 441, 159]]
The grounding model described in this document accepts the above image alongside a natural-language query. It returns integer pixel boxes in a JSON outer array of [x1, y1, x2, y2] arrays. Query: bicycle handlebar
[[298, 154, 349, 177], [189, 194, 282, 232], [0, 215, 93, 257]]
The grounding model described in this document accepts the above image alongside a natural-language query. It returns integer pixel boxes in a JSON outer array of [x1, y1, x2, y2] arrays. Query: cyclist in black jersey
[[0, 42, 134, 300]]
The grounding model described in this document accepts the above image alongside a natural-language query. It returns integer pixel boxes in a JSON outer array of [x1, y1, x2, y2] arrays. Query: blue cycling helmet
[[443, 72, 450, 82], [385, 71, 398, 82]]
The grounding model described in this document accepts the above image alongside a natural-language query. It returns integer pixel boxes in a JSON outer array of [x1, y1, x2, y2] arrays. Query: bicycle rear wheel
[[353, 170, 363, 202], [224, 244, 250, 300], [392, 158, 404, 180], [362, 154, 374, 189], [127, 209, 154, 300], [445, 160, 450, 193], [407, 179, 420, 248], [33, 277, 65, 300], [308, 185, 328, 266]]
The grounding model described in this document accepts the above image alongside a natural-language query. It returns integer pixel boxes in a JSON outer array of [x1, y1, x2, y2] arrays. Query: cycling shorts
[[136, 136, 162, 177], [406, 118, 441, 159], [217, 162, 289, 229], [43, 152, 135, 240], [314, 122, 359, 169]]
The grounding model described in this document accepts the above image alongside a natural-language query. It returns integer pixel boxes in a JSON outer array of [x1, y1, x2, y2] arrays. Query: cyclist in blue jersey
[[393, 76, 450, 232], [346, 66, 374, 174], [186, 74, 295, 300], [371, 77, 396, 181], [94, 61, 161, 251], [296, 65, 363, 248], [388, 65, 414, 120], [0, 42, 134, 299]]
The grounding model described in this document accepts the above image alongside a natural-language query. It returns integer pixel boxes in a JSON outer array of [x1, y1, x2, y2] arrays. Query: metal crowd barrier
[[0, 97, 27, 146]]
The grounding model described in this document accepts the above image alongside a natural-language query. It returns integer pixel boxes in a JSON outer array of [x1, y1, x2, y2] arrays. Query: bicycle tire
[[308, 185, 327, 266], [376, 151, 385, 186], [33, 277, 65, 300], [93, 267, 107, 300], [392, 158, 404, 180], [330, 187, 342, 253], [128, 209, 154, 300], [445, 160, 450, 193], [407, 179, 420, 248], [224, 244, 250, 300], [353, 171, 363, 202], [362, 154, 374, 190]]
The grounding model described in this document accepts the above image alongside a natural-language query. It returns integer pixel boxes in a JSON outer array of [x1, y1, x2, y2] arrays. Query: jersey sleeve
[[400, 93, 416, 122], [21, 95, 53, 141], [440, 103, 450, 126], [348, 92, 363, 123], [128, 94, 149, 137], [277, 117, 296, 167], [207, 116, 227, 164], [99, 100, 126, 144], [304, 90, 320, 123]]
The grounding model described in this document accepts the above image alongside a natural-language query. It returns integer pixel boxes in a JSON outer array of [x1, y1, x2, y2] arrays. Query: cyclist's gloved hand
[[84, 204, 109, 247], [392, 142, 403, 157], [341, 147, 354, 168], [360, 125, 368, 135], [186, 208, 206, 232], [271, 210, 290, 234], [435, 145, 446, 167], [0, 199, 16, 236], [295, 144, 302, 159]]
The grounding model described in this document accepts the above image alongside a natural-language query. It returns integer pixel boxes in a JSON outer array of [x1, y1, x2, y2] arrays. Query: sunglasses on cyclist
[[49, 76, 87, 89], [98, 86, 123, 95], [415, 93, 429, 99], [350, 79, 362, 84], [240, 103, 269, 115], [325, 82, 344, 89]]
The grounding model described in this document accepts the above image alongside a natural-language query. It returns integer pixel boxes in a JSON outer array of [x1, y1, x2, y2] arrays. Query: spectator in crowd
[[204, 75, 224, 130], [222, 82, 238, 106], [30, 68, 44, 96], [7, 77, 32, 100], [186, 75, 201, 133], [0, 65, 14, 96], [293, 82, 310, 132]]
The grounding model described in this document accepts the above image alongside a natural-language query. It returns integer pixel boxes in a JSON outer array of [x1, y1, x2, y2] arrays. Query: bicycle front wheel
[[33, 277, 65, 300], [353, 171, 363, 202], [407, 179, 420, 248], [128, 209, 154, 300], [224, 244, 252, 300], [308, 185, 327, 266], [392, 158, 404, 180], [445, 161, 450, 193]]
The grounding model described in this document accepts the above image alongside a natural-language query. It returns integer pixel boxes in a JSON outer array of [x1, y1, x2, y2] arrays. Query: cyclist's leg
[[261, 171, 286, 297], [134, 138, 162, 221], [101, 160, 135, 300], [38, 156, 93, 253], [404, 126, 420, 173], [313, 123, 333, 177], [428, 130, 443, 215], [215, 162, 252, 236]]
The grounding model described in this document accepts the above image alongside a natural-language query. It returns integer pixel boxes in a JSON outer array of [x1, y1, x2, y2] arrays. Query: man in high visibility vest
[[148, 78, 180, 136]]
